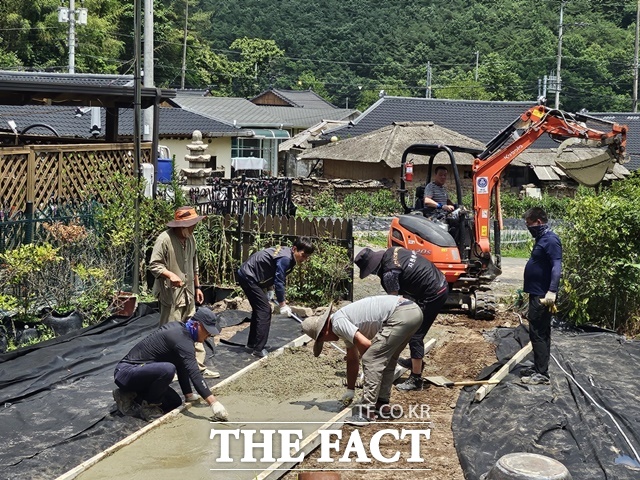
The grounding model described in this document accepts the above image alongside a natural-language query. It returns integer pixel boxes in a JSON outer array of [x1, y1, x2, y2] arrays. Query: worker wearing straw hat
[[148, 206, 219, 378]]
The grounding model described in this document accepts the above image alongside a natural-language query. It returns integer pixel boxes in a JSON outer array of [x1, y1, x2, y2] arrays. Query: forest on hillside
[[0, 0, 638, 112]]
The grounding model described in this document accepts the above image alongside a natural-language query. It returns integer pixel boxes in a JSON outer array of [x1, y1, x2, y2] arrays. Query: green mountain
[[1, 0, 637, 111]]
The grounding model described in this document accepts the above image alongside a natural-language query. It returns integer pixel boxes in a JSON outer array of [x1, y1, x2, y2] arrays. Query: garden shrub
[[286, 242, 351, 306], [298, 189, 401, 218], [561, 176, 640, 335]]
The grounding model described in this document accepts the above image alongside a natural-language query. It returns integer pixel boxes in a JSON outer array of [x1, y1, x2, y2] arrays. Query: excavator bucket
[[555, 143, 620, 187]]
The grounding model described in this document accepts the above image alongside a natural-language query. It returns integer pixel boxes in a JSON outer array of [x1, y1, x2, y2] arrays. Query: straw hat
[[166, 206, 206, 228], [301, 303, 334, 357]]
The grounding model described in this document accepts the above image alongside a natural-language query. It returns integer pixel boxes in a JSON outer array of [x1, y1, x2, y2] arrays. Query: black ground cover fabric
[[0, 306, 302, 480], [453, 325, 640, 479]]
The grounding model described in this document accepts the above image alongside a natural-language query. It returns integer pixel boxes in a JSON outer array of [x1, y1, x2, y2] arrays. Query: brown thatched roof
[[299, 121, 485, 167]]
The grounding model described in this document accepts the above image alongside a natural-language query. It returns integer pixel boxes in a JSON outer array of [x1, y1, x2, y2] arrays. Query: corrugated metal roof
[[533, 166, 561, 181]]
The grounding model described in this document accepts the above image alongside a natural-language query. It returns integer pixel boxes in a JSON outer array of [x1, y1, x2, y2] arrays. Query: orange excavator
[[388, 105, 628, 319]]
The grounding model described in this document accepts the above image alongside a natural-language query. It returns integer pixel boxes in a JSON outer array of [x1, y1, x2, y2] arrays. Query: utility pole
[[181, 0, 189, 89], [555, 1, 566, 109], [143, 0, 154, 142], [633, 0, 640, 112], [475, 51, 479, 82], [57, 0, 88, 73], [426, 61, 432, 98], [133, 0, 142, 294], [68, 0, 76, 73]]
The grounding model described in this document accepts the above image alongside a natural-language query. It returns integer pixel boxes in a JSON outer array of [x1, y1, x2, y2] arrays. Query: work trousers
[[237, 271, 272, 351], [114, 361, 182, 411], [158, 301, 207, 372], [409, 285, 449, 359], [361, 302, 423, 406], [527, 295, 552, 377]]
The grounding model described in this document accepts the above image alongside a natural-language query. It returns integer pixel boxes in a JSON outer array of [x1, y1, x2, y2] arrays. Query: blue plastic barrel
[[157, 159, 172, 183]]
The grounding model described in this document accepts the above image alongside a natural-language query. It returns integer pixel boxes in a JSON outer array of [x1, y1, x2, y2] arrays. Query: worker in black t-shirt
[[113, 307, 228, 422], [355, 247, 449, 391]]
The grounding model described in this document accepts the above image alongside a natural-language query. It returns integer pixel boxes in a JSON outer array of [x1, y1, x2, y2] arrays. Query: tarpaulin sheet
[[0, 306, 303, 480], [453, 325, 640, 479]]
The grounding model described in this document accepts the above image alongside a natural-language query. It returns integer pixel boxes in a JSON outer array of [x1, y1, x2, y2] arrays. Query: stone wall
[[291, 177, 395, 208]]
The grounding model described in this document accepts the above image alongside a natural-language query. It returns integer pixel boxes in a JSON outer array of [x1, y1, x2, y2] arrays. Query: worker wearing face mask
[[521, 207, 562, 386], [148, 206, 219, 379]]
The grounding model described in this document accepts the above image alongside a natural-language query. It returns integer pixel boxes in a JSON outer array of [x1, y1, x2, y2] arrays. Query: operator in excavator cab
[[419, 165, 465, 243], [422, 166, 456, 215]]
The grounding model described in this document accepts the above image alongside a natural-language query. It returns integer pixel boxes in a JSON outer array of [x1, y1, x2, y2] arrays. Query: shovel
[[424, 375, 500, 388]]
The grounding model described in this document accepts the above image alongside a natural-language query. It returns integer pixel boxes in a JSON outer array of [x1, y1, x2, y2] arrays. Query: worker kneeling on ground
[[301, 296, 423, 427], [112, 307, 228, 422]]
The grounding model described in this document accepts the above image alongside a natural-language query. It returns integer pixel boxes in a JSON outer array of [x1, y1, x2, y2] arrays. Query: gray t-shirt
[[424, 182, 449, 205], [330, 295, 401, 348]]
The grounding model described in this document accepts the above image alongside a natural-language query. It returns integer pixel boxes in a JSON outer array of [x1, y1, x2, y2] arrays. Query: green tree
[[228, 37, 284, 97]]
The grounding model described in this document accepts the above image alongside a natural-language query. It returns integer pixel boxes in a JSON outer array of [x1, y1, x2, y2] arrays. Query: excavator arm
[[471, 105, 627, 255]]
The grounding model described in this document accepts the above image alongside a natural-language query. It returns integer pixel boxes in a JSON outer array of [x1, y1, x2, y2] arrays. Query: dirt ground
[[206, 255, 523, 479], [280, 312, 517, 480]]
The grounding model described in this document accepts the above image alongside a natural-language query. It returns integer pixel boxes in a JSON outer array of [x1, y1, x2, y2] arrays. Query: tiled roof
[[258, 106, 358, 129], [0, 105, 247, 138], [588, 112, 640, 171], [259, 89, 337, 109], [325, 97, 640, 171], [279, 120, 350, 151], [327, 96, 539, 144], [170, 95, 285, 127], [0, 70, 136, 87]]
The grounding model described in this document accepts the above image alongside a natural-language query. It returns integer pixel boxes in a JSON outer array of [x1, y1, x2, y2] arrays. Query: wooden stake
[[474, 342, 533, 402]]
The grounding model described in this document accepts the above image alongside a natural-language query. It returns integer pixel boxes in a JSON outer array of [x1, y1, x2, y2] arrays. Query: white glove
[[210, 401, 228, 421], [279, 304, 292, 317], [266, 289, 275, 302], [340, 389, 355, 407], [540, 291, 557, 307]]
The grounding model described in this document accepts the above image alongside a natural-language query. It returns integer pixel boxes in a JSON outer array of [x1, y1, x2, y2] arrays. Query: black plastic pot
[[16, 326, 39, 346], [0, 325, 7, 354], [42, 310, 84, 336], [200, 285, 216, 304], [214, 286, 235, 302]]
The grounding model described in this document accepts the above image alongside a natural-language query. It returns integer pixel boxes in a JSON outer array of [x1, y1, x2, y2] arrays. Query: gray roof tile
[[171, 95, 284, 127], [326, 97, 640, 171], [0, 105, 244, 138]]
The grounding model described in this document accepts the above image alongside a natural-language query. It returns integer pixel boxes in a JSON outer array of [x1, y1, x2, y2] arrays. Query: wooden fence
[[230, 213, 353, 261], [0, 143, 150, 211], [207, 213, 354, 301]]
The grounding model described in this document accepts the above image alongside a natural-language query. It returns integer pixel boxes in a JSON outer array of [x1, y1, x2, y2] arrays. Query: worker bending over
[[302, 296, 423, 426]]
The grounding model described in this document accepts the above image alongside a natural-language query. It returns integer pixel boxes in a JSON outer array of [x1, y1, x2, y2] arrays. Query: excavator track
[[473, 289, 496, 320]]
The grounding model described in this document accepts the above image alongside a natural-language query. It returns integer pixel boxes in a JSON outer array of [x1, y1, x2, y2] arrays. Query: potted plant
[[194, 216, 238, 303]]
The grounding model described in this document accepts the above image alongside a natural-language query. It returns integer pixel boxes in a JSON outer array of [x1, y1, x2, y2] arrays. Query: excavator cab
[[389, 144, 499, 319]]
